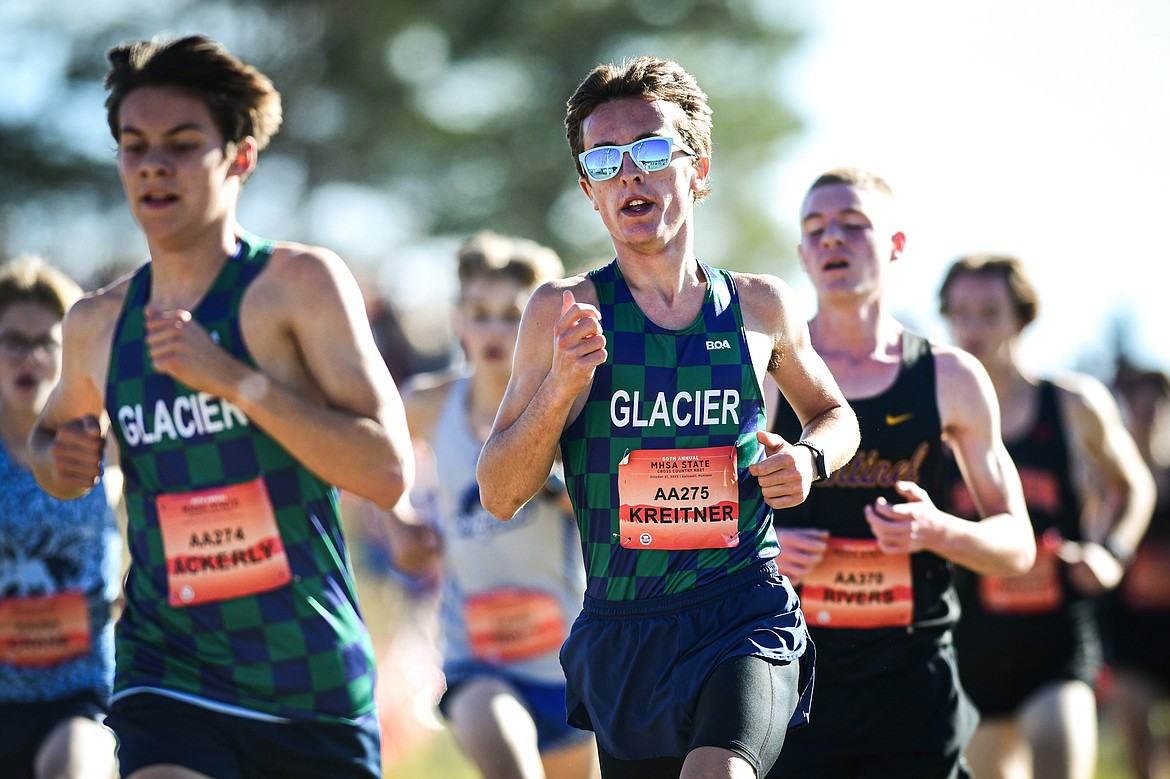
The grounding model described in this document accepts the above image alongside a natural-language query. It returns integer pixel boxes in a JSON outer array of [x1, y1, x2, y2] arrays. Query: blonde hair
[[457, 231, 564, 296], [807, 167, 894, 199], [0, 256, 82, 322]]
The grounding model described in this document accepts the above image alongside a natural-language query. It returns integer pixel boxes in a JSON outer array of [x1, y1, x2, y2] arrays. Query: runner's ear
[[890, 232, 906, 261], [228, 137, 259, 179]]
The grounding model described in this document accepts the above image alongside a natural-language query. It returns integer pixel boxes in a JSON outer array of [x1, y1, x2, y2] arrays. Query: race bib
[[156, 477, 291, 607], [1121, 539, 1170, 611], [978, 533, 1062, 614], [0, 591, 91, 668], [618, 446, 739, 550], [465, 589, 566, 663], [800, 538, 913, 628]]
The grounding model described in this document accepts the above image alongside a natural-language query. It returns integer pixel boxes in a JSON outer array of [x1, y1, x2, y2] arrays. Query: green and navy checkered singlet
[[560, 261, 778, 601], [106, 234, 376, 723]]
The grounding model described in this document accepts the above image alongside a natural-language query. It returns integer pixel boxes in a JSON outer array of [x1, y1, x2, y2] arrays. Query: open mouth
[[141, 192, 179, 206], [823, 259, 849, 271], [621, 198, 654, 215]]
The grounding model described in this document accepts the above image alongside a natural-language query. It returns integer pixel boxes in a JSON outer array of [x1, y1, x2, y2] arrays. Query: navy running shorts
[[106, 691, 381, 779], [0, 688, 107, 779], [560, 559, 811, 762]]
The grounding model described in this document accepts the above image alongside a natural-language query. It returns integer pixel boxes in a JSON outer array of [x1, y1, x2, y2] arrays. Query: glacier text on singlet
[[116, 393, 249, 447], [609, 389, 740, 429]]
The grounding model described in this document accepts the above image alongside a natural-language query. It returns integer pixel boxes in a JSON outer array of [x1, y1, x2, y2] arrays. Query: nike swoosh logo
[[885, 412, 914, 426]]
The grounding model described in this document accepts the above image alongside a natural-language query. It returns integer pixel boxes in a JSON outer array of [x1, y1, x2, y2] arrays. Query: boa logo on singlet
[[610, 389, 740, 429], [117, 393, 249, 447]]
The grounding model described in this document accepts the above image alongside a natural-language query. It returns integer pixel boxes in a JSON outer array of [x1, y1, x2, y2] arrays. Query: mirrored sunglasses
[[577, 136, 696, 182]]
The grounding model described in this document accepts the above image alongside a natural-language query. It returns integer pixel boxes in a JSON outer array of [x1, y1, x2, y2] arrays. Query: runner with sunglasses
[[28, 35, 413, 779], [477, 56, 860, 779]]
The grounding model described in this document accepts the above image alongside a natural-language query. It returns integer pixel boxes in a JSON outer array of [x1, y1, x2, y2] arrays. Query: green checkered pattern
[[106, 234, 376, 723], [560, 261, 778, 601]]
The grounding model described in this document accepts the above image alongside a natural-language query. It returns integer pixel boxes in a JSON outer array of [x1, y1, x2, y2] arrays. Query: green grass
[[384, 729, 479, 779]]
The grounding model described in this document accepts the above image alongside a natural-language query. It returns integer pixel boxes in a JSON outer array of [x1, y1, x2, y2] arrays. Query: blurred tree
[[0, 0, 803, 278]]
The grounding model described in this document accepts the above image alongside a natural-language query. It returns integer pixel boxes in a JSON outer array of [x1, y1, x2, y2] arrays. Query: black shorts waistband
[[582, 559, 781, 620]]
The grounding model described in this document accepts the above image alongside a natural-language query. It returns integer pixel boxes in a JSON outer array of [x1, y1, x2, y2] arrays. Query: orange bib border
[[618, 445, 739, 550], [156, 477, 292, 607], [978, 532, 1063, 615], [0, 591, 92, 668], [465, 588, 567, 664], [800, 538, 913, 629]]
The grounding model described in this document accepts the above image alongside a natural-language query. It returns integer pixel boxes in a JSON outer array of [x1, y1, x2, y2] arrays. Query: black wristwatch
[[794, 440, 829, 483]]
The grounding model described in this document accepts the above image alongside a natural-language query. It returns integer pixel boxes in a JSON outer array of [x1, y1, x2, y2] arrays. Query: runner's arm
[[746, 275, 859, 497], [29, 294, 114, 499], [931, 346, 1035, 575], [477, 279, 604, 520], [152, 247, 414, 509], [1058, 374, 1155, 586]]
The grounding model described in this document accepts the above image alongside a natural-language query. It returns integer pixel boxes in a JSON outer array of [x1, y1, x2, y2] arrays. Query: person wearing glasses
[[939, 255, 1153, 779], [767, 169, 1035, 779], [0, 257, 121, 779], [476, 56, 859, 779], [27, 36, 413, 779]]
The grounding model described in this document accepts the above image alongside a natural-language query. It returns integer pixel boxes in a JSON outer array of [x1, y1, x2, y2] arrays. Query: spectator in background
[[378, 230, 598, 779], [0, 256, 120, 779], [938, 254, 1154, 779], [1104, 360, 1170, 779]]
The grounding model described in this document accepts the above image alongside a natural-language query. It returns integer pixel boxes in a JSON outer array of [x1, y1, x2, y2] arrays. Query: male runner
[[941, 254, 1154, 779], [29, 35, 413, 779], [769, 168, 1035, 779], [477, 57, 859, 779]]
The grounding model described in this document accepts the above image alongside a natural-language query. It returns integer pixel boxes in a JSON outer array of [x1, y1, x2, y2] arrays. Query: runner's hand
[[865, 480, 939, 554], [550, 290, 606, 401], [750, 431, 814, 509], [145, 306, 243, 396], [774, 527, 830, 584], [1059, 539, 1124, 595], [49, 415, 103, 494]]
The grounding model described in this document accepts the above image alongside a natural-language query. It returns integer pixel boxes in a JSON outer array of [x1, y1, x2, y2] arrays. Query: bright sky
[[771, 0, 1170, 379]]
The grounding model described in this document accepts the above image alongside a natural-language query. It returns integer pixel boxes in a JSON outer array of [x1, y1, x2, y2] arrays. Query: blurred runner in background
[[939, 254, 1154, 779]]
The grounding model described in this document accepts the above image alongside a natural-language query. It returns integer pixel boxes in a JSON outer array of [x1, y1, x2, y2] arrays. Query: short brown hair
[[104, 35, 283, 151], [565, 56, 712, 202], [1113, 358, 1170, 401], [807, 167, 894, 199], [457, 231, 564, 295], [0, 256, 82, 323], [938, 254, 1040, 327]]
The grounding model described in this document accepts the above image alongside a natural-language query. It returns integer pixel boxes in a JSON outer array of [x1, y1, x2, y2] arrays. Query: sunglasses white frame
[[577, 136, 697, 181]]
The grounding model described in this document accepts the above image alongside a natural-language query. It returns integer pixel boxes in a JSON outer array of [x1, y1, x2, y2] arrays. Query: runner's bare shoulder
[[243, 240, 354, 314], [62, 272, 136, 378]]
